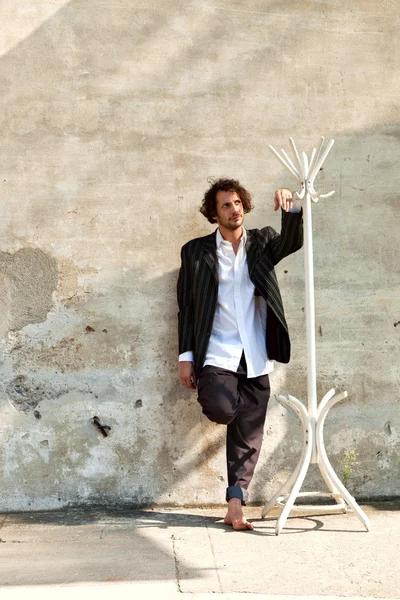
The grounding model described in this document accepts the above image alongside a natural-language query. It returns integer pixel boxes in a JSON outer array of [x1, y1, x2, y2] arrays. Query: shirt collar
[[216, 227, 247, 249]]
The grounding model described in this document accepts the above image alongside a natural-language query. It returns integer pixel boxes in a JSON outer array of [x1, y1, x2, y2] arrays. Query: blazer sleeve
[[177, 244, 194, 355], [266, 208, 303, 265]]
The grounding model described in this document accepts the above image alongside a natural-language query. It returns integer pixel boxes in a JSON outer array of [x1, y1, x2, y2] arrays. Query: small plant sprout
[[341, 448, 359, 487]]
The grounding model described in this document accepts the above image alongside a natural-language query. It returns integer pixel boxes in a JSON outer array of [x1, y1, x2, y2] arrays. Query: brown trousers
[[197, 354, 270, 504]]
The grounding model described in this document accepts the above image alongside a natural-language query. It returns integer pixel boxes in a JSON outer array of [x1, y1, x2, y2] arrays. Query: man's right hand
[[274, 188, 294, 212], [179, 361, 197, 389]]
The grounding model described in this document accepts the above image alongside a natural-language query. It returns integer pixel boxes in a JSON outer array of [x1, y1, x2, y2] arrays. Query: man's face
[[214, 191, 244, 231]]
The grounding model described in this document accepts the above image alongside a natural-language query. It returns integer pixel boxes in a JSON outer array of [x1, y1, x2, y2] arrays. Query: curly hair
[[199, 178, 254, 224]]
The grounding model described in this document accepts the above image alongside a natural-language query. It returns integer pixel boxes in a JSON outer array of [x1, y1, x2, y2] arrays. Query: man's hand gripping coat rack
[[263, 137, 371, 535]]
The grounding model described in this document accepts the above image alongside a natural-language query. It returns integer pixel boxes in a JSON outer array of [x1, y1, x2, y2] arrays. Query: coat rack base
[[261, 388, 371, 535]]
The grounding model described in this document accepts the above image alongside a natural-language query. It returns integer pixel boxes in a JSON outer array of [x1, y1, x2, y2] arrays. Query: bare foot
[[224, 498, 254, 531]]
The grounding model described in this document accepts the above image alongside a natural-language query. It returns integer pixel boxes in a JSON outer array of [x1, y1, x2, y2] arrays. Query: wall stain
[[5, 374, 96, 413], [5, 375, 67, 413], [0, 248, 58, 337], [384, 421, 392, 436], [9, 324, 140, 373]]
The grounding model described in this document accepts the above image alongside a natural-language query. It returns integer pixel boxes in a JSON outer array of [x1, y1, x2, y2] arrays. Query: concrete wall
[[0, 0, 399, 511]]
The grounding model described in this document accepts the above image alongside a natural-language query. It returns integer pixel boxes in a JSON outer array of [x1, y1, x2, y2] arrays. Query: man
[[177, 178, 303, 530]]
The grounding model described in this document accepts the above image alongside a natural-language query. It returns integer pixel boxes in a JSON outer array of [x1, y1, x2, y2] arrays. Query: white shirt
[[179, 227, 274, 378]]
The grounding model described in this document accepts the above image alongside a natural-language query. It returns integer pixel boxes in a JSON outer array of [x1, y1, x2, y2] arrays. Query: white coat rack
[[262, 137, 371, 535]]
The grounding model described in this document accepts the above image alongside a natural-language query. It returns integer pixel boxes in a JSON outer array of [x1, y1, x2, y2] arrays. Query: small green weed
[[341, 448, 359, 487]]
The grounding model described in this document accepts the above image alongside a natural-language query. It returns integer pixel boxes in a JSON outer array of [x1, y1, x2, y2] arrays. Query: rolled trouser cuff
[[226, 485, 248, 505]]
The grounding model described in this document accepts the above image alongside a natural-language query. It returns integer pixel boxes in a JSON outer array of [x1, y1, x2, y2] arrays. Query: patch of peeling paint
[[0, 248, 58, 338]]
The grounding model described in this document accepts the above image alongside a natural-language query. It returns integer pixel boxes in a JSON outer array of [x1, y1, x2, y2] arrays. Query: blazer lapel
[[245, 229, 258, 276], [202, 231, 219, 283]]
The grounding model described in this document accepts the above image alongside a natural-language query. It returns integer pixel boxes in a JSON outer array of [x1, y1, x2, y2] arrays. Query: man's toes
[[232, 518, 254, 531]]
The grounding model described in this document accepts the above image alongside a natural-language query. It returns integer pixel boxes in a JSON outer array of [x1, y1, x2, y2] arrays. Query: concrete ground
[[0, 502, 399, 600]]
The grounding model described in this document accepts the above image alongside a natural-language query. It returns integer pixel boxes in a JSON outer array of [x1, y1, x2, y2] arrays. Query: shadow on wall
[[119, 256, 302, 508]]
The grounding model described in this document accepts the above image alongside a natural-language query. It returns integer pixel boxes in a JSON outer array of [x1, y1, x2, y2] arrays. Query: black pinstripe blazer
[[177, 209, 303, 378]]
